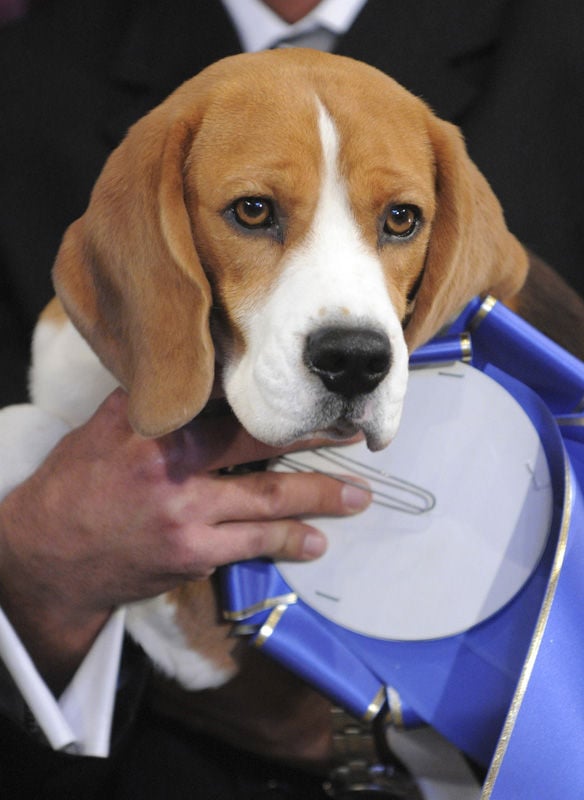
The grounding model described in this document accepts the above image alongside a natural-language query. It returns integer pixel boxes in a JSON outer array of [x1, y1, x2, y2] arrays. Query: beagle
[[6, 50, 528, 689]]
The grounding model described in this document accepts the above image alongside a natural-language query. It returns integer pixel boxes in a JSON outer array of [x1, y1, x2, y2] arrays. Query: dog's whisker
[[277, 450, 435, 515]]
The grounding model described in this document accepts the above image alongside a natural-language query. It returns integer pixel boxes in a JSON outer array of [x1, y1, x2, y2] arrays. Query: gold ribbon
[[482, 455, 573, 798], [223, 592, 297, 623]]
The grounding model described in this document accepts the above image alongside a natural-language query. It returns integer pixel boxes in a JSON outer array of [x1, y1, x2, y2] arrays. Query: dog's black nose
[[305, 327, 391, 398]]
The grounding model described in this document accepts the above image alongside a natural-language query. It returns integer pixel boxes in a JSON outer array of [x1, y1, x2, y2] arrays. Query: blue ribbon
[[222, 297, 584, 797]]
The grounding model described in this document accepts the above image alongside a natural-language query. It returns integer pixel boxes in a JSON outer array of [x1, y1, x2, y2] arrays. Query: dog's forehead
[[186, 50, 435, 195], [193, 48, 425, 114], [193, 74, 322, 173]]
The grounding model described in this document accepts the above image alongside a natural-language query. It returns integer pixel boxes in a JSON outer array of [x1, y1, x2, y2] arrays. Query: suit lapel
[[101, 0, 242, 148], [336, 0, 511, 123]]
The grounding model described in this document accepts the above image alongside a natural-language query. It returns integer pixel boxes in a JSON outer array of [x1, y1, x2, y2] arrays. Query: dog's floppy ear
[[404, 116, 528, 351], [53, 99, 214, 437]]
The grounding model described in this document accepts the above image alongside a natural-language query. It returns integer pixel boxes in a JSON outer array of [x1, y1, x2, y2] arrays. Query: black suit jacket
[[0, 635, 335, 799], [1, 0, 583, 406]]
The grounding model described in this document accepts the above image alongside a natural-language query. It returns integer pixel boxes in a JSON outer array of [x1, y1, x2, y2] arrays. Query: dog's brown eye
[[384, 205, 420, 238], [233, 197, 273, 229]]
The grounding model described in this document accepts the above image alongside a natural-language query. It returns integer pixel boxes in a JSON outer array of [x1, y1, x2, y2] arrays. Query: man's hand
[[0, 389, 370, 692]]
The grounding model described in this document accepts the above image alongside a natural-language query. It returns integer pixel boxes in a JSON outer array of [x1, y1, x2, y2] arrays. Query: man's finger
[[207, 470, 372, 523], [198, 519, 329, 566]]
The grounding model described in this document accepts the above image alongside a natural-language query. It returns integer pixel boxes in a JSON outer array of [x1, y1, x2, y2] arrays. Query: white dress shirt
[[220, 0, 368, 52]]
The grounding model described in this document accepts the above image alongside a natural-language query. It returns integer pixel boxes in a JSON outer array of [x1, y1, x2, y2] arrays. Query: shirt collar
[[221, 0, 369, 53]]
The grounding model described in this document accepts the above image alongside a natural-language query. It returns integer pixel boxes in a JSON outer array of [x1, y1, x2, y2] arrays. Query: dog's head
[[53, 50, 527, 450]]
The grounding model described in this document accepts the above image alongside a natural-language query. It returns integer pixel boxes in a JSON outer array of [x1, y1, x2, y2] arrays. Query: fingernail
[[341, 481, 371, 512], [302, 530, 328, 559]]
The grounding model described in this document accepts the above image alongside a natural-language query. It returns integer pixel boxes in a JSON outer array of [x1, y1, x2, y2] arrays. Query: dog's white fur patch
[[0, 317, 116, 503], [125, 596, 235, 690], [223, 100, 409, 451], [31, 318, 118, 427], [0, 404, 71, 502]]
